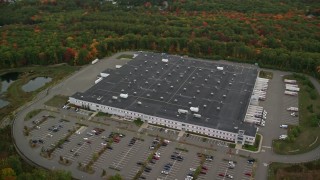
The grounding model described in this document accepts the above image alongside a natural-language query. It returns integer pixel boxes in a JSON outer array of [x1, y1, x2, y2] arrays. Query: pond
[[0, 99, 9, 109], [0, 72, 20, 93], [0, 72, 21, 108], [22, 77, 52, 92]]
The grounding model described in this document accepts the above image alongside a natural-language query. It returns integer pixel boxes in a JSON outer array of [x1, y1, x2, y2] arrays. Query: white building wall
[[69, 97, 256, 145]]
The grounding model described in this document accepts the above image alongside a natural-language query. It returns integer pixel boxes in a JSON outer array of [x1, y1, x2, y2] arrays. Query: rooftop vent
[[157, 83, 161, 86], [188, 102, 192, 105], [223, 94, 226, 98], [203, 104, 207, 108], [211, 92, 214, 95], [190, 107, 199, 112], [137, 101, 142, 105], [112, 96, 118, 100], [183, 88, 187, 91], [157, 71, 159, 74], [217, 81, 220, 84], [133, 92, 137, 95], [155, 62, 158, 65], [193, 114, 201, 118], [121, 89, 124, 92], [197, 90, 200, 93], [120, 94, 128, 99], [217, 107, 220, 110], [144, 60, 147, 63], [178, 109, 188, 114], [174, 99, 178, 102], [145, 69, 148, 72], [146, 94, 150, 97], [180, 75, 183, 78], [192, 77, 195, 80], [205, 79, 208, 82], [168, 73, 171, 76], [217, 67, 224, 70], [160, 97, 164, 100], [145, 81, 148, 84], [170, 86, 174, 89], [134, 68, 138, 71], [193, 96, 196, 99], [162, 59, 168, 63]]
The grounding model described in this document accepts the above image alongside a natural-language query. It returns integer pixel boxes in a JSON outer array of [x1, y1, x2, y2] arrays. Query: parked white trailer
[[286, 86, 300, 92], [285, 90, 298, 96], [284, 79, 297, 84], [286, 84, 299, 88]]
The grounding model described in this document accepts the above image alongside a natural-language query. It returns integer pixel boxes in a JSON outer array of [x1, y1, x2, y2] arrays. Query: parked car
[[244, 172, 252, 176], [280, 124, 288, 129], [279, 135, 288, 140], [247, 159, 256, 164]]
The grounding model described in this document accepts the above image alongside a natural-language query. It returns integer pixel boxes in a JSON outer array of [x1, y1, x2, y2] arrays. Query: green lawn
[[25, 109, 43, 121], [243, 134, 261, 152], [259, 70, 273, 79], [268, 159, 320, 180], [116, 54, 133, 60], [273, 74, 320, 155], [45, 95, 69, 108]]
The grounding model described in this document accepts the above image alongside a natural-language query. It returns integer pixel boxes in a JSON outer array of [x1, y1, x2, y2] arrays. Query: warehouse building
[[69, 52, 258, 145]]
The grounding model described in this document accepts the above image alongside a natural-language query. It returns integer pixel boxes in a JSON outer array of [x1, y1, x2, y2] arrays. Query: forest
[[0, 0, 319, 78]]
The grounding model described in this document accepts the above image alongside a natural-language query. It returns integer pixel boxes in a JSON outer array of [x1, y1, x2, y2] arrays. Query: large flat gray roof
[[72, 52, 258, 136]]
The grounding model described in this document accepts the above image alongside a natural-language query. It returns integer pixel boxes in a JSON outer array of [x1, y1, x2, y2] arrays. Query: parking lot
[[24, 109, 257, 180]]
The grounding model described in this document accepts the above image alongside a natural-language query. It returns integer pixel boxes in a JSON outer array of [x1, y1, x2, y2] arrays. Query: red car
[[218, 173, 225, 177], [200, 170, 207, 174], [202, 166, 208, 170], [153, 156, 160, 160], [244, 172, 252, 176]]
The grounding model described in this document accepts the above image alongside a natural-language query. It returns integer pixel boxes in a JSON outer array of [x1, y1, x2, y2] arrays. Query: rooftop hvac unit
[[193, 114, 201, 118], [95, 77, 103, 84], [203, 104, 207, 108], [178, 109, 188, 114], [100, 73, 109, 78], [112, 96, 118, 100], [217, 67, 224, 70], [115, 65, 122, 69], [120, 93, 128, 98], [92, 58, 99, 64], [190, 107, 199, 113], [137, 101, 142, 105], [162, 59, 168, 63]]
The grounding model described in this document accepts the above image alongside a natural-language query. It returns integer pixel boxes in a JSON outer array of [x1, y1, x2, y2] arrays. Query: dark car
[[137, 162, 144, 166], [107, 146, 113, 150], [145, 167, 152, 171], [38, 139, 44, 144], [144, 168, 151, 173], [247, 159, 255, 164], [139, 176, 146, 179]]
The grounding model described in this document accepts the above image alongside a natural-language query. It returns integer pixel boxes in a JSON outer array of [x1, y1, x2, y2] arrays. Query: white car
[[101, 142, 107, 146], [280, 124, 288, 129], [189, 168, 196, 172], [185, 176, 193, 180], [83, 137, 88, 140], [161, 170, 169, 175], [279, 135, 288, 140], [226, 174, 233, 179]]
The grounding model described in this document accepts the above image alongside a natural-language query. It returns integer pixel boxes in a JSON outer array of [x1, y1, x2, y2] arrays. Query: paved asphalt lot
[[12, 51, 320, 180]]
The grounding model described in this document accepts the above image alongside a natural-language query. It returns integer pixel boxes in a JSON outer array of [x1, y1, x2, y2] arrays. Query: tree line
[[0, 0, 319, 78]]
